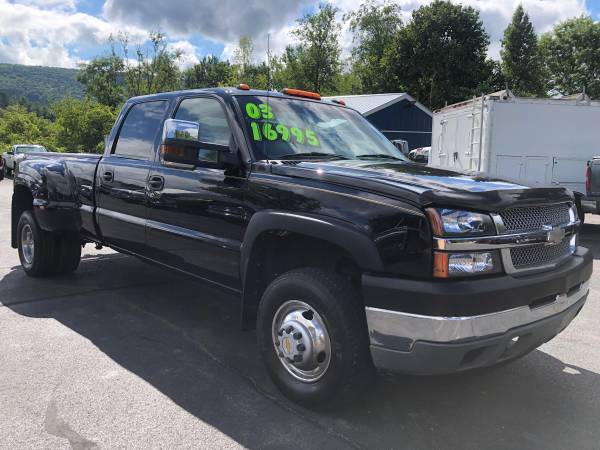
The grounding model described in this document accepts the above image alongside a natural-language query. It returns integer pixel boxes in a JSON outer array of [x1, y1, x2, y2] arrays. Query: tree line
[[1, 0, 599, 153]]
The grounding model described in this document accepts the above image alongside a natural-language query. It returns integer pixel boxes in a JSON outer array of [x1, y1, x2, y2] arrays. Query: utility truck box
[[429, 91, 600, 215]]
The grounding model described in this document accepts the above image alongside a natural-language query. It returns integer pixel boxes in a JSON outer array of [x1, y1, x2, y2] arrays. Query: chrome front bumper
[[366, 281, 589, 374]]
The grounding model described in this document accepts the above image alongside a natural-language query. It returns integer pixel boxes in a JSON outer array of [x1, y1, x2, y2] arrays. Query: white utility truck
[[429, 90, 600, 218]]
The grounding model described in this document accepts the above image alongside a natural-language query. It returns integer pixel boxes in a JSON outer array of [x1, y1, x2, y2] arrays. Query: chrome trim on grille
[[491, 213, 507, 234], [366, 281, 589, 349], [433, 222, 578, 251]]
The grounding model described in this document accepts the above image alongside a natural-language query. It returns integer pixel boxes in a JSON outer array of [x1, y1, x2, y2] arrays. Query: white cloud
[[0, 0, 147, 67], [12, 0, 77, 11], [103, 0, 314, 42], [220, 24, 300, 64], [203, 0, 587, 60], [455, 0, 587, 58], [0, 0, 590, 69], [167, 40, 200, 69]]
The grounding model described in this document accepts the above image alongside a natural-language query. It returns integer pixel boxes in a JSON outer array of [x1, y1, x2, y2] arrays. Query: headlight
[[426, 208, 495, 236], [570, 234, 577, 254], [434, 251, 500, 278]]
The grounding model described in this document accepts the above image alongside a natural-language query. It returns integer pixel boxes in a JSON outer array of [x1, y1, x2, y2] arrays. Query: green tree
[[283, 4, 342, 94], [183, 56, 233, 88], [77, 38, 125, 108], [539, 16, 600, 98], [239, 62, 271, 89], [233, 36, 254, 74], [335, 71, 362, 95], [228, 37, 272, 89], [500, 5, 544, 96], [272, 47, 302, 90], [346, 0, 402, 93], [120, 31, 183, 97], [0, 104, 57, 152], [385, 0, 490, 109], [53, 98, 116, 153], [0, 91, 9, 108], [477, 59, 507, 95]]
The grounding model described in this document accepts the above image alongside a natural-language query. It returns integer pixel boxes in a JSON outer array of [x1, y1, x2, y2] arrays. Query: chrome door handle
[[148, 175, 164, 191]]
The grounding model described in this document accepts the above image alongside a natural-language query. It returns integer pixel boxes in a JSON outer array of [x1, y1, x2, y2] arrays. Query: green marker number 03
[[245, 102, 320, 146]]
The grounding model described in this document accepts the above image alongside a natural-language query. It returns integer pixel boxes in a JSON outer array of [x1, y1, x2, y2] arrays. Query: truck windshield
[[235, 95, 407, 162], [15, 146, 47, 154]]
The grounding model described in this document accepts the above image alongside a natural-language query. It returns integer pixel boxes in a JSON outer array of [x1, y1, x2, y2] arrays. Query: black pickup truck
[[12, 87, 592, 407]]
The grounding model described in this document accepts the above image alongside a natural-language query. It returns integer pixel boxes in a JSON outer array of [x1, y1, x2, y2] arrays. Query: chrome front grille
[[498, 203, 574, 273], [509, 238, 571, 269], [500, 203, 571, 233]]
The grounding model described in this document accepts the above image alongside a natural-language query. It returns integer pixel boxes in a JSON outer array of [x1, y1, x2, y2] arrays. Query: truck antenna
[[267, 33, 271, 92]]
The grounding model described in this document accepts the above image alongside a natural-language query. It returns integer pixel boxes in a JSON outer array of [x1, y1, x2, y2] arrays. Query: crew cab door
[[96, 100, 169, 255], [146, 96, 246, 289]]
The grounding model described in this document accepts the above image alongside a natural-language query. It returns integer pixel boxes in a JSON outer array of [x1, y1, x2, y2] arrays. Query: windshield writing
[[236, 96, 407, 162]]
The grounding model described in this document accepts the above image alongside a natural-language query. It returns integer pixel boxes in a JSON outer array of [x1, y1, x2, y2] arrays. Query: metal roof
[[322, 93, 432, 117]]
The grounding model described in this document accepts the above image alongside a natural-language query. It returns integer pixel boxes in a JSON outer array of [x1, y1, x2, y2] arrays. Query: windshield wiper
[[277, 152, 348, 160], [355, 154, 402, 160]]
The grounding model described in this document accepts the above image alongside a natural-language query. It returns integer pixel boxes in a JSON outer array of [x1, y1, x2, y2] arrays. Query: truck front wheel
[[257, 268, 373, 408]]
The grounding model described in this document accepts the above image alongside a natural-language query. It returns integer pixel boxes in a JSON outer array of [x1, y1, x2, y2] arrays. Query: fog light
[[434, 251, 495, 278]]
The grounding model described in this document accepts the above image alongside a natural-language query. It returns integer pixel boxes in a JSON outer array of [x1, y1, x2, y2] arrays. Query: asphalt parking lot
[[1, 178, 600, 450]]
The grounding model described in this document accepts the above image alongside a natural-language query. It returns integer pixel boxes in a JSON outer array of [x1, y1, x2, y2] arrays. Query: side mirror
[[160, 119, 236, 170]]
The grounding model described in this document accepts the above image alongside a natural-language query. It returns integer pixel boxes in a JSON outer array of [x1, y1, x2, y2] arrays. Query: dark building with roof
[[323, 93, 432, 150]]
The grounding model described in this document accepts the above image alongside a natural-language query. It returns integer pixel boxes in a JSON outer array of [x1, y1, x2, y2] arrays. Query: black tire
[[53, 233, 81, 275], [17, 211, 60, 277], [0, 168, 4, 181], [257, 268, 373, 409], [6, 167, 11, 177]]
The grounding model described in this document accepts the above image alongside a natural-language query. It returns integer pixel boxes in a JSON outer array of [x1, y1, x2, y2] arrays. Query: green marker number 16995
[[249, 122, 320, 147]]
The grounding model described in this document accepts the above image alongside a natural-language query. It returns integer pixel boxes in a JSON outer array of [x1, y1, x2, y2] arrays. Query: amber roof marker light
[[237, 84, 251, 90], [282, 88, 321, 100]]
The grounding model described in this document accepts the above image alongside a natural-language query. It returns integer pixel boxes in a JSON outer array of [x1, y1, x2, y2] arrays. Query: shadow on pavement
[[2, 253, 600, 449]]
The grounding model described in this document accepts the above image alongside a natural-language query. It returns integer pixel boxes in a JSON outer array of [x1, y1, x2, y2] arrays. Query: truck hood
[[269, 160, 573, 211]]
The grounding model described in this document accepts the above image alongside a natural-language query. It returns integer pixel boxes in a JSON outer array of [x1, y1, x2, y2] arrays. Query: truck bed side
[[12, 152, 102, 247]]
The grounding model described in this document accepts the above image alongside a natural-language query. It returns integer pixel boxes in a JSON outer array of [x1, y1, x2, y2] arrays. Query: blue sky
[[588, 0, 600, 17], [0, 0, 596, 68]]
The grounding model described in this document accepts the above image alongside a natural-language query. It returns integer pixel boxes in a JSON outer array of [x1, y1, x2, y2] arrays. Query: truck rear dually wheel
[[18, 211, 58, 277], [17, 211, 81, 277], [53, 233, 82, 275], [257, 268, 373, 408]]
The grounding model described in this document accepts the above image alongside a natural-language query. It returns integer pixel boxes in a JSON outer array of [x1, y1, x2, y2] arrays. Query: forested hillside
[[0, 63, 84, 107]]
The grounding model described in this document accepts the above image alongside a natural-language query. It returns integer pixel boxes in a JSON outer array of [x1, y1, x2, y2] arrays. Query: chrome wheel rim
[[272, 300, 332, 383], [21, 224, 34, 265]]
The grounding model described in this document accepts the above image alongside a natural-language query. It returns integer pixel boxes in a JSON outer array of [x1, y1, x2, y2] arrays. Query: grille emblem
[[544, 225, 565, 246]]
